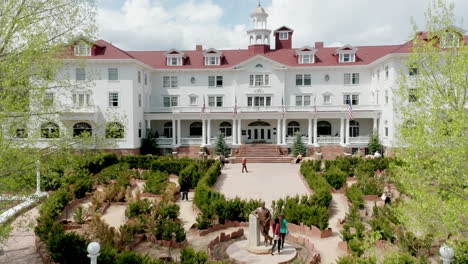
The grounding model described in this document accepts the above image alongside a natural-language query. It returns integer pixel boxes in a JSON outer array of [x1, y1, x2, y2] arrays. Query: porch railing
[[180, 138, 202, 145], [317, 136, 341, 145], [349, 136, 370, 144], [286, 136, 308, 144], [157, 138, 173, 146]]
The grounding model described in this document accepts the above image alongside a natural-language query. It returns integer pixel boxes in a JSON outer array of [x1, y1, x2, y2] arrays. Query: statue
[[251, 202, 272, 246]]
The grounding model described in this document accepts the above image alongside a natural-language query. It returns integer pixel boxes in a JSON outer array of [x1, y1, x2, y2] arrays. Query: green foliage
[[68, 170, 94, 199], [345, 185, 364, 209], [195, 212, 212, 230], [368, 132, 383, 155], [214, 133, 230, 157], [47, 230, 88, 264], [96, 163, 130, 185], [348, 237, 365, 255], [356, 177, 384, 195], [141, 129, 159, 155], [337, 255, 377, 264], [144, 170, 169, 195], [155, 203, 180, 220], [125, 199, 152, 218], [300, 160, 322, 172], [292, 132, 307, 156], [73, 206, 87, 224], [116, 251, 164, 264], [35, 187, 72, 240], [323, 166, 347, 189], [179, 164, 202, 189], [180, 247, 208, 264], [395, 230, 434, 258], [272, 195, 329, 230], [151, 218, 186, 242], [382, 252, 425, 264], [0, 224, 13, 247]]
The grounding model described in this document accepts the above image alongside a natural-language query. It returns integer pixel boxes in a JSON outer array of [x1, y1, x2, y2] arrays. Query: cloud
[[97, 0, 468, 51]]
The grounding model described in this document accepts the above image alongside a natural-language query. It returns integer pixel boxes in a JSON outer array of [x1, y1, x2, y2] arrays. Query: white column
[[207, 119, 211, 145], [340, 118, 345, 146], [276, 119, 281, 145], [177, 119, 181, 146], [237, 119, 242, 145], [345, 119, 350, 145], [313, 118, 318, 146], [201, 119, 206, 146], [308, 118, 313, 145], [172, 118, 176, 146], [232, 119, 237, 145], [282, 118, 287, 145], [373, 117, 378, 132]]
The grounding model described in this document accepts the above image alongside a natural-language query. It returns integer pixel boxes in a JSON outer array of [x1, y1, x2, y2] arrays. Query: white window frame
[[74, 42, 91, 56], [138, 94, 142, 107], [295, 95, 311, 106], [44, 92, 54, 106], [385, 90, 389, 104], [163, 76, 178, 88], [247, 95, 272, 107], [108, 92, 119, 107], [108, 68, 118, 81], [343, 94, 359, 105], [205, 56, 221, 66], [296, 74, 311, 86], [344, 73, 360, 85], [76, 68, 86, 81], [323, 94, 331, 104], [208, 96, 223, 107], [163, 96, 178, 107], [189, 95, 198, 105], [249, 74, 270, 87], [299, 54, 314, 64], [137, 71, 141, 83], [167, 56, 183, 66], [208, 76, 223, 87], [279, 32, 289, 40], [339, 53, 356, 63], [72, 92, 92, 107], [384, 65, 389, 80]]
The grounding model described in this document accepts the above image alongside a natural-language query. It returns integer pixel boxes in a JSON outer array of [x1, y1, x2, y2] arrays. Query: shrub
[[382, 252, 422, 264], [348, 237, 365, 255], [214, 132, 230, 157], [180, 247, 208, 264], [369, 217, 395, 242], [152, 218, 186, 243], [156, 203, 180, 220], [345, 185, 364, 209], [323, 166, 347, 189], [35, 187, 72, 240], [337, 255, 377, 264], [116, 251, 164, 264], [68, 170, 94, 199], [179, 164, 202, 189], [47, 230, 88, 264], [126, 199, 152, 218], [356, 177, 384, 195], [273, 195, 329, 230], [144, 170, 169, 195], [96, 163, 130, 184], [195, 212, 212, 230], [292, 132, 307, 156], [73, 206, 87, 224]]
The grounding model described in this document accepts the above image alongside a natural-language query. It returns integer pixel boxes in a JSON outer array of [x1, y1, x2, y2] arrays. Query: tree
[[292, 132, 307, 156], [140, 129, 158, 155], [392, 0, 467, 240], [368, 132, 383, 155], [214, 133, 230, 156], [0, 0, 97, 192]]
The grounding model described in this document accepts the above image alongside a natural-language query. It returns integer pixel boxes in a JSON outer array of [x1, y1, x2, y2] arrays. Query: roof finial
[[258, 0, 261, 7]]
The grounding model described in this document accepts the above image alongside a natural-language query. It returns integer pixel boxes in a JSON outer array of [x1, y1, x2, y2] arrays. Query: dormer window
[[164, 49, 185, 66], [279, 32, 289, 40], [336, 45, 358, 63], [296, 46, 317, 64], [74, 42, 91, 56], [203, 48, 223, 66], [442, 32, 460, 48]]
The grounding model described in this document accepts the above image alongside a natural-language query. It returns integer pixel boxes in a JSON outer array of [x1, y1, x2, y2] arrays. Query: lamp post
[[440, 245, 454, 264], [87, 242, 100, 264], [35, 160, 41, 195]]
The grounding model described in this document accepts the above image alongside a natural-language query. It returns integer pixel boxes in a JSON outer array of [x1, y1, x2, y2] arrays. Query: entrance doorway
[[247, 121, 272, 143]]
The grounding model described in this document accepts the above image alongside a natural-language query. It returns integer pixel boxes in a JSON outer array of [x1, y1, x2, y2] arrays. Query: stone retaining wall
[[192, 219, 249, 236], [288, 223, 333, 239], [207, 228, 245, 260], [287, 233, 321, 264]]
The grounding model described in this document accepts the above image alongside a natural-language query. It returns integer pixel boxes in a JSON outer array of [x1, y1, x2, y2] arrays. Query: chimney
[[315, 42, 324, 49], [196, 45, 203, 51]]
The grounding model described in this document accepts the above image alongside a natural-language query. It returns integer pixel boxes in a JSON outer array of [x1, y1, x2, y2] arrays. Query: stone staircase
[[232, 145, 291, 163]]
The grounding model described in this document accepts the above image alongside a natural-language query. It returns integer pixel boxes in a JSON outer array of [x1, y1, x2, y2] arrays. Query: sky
[[97, 0, 468, 51]]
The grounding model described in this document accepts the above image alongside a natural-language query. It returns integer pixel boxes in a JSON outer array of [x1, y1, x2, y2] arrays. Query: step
[[232, 157, 292, 163]]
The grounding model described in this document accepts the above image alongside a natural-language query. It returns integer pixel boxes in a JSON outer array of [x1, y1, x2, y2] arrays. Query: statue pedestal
[[247, 214, 272, 254]]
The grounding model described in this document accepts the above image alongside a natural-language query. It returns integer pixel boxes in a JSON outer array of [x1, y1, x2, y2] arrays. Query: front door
[[247, 121, 272, 143]]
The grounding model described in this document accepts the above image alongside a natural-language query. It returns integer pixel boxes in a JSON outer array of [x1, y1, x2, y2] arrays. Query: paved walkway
[[213, 163, 310, 208], [0, 207, 42, 264]]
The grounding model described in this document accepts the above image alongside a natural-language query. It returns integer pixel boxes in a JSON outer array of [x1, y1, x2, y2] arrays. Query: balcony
[[61, 106, 99, 122]]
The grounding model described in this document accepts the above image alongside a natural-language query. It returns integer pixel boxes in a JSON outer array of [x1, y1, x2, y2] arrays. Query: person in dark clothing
[[181, 175, 189, 201], [242, 157, 248, 173], [279, 214, 288, 249], [271, 218, 281, 255]]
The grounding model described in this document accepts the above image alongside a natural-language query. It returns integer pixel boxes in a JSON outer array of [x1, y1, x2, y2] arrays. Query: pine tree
[[368, 132, 382, 154], [141, 129, 158, 155], [292, 132, 307, 156], [214, 133, 230, 156]]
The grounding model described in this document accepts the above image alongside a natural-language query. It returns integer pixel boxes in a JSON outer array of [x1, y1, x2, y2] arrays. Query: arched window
[[317, 121, 332, 136], [41, 122, 59, 138], [190, 122, 202, 136], [287, 121, 300, 136], [219, 122, 232, 137], [349, 120, 360, 137], [73, 122, 92, 137], [163, 122, 173, 138], [248, 121, 270, 126], [106, 122, 124, 139]]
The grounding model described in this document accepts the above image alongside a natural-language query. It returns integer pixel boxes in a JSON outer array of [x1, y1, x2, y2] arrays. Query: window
[[385, 90, 389, 104], [108, 92, 119, 107], [138, 122, 142, 138], [76, 68, 85, 81], [339, 53, 355, 63], [208, 96, 223, 107], [249, 74, 270, 86], [409, 66, 418, 76], [138, 71, 141, 83], [41, 122, 60, 138], [409, 89, 417, 102], [74, 42, 91, 56], [377, 70, 380, 80], [189, 95, 197, 105], [317, 121, 332, 136], [208, 76, 223, 87], [279, 32, 289, 40], [44, 92, 54, 106], [167, 56, 182, 66], [442, 32, 459, 48], [385, 127, 389, 137], [344, 73, 359, 85], [108, 68, 118, 80], [296, 74, 311, 86], [106, 122, 125, 139], [385, 65, 389, 79], [144, 73, 148, 85], [349, 120, 359, 137], [323, 94, 331, 104], [138, 94, 142, 107], [295, 95, 311, 106], [163, 122, 173, 137], [15, 128, 27, 138], [343, 94, 359, 105], [163, 76, 178, 88], [73, 122, 92, 137], [287, 121, 300, 136], [219, 122, 232, 137], [73, 92, 92, 107], [163, 96, 178, 107], [299, 54, 314, 64], [247, 96, 271, 107], [205, 56, 220, 66], [190, 122, 203, 136]]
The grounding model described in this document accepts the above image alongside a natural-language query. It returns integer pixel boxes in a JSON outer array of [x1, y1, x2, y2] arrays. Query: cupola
[[246, 1, 272, 54]]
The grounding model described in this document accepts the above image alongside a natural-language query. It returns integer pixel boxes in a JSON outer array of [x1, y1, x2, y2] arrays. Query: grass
[[0, 200, 22, 214]]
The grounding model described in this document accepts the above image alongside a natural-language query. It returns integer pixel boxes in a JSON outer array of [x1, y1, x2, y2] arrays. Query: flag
[[313, 96, 317, 117], [201, 96, 206, 116], [233, 97, 237, 118], [281, 97, 285, 118], [348, 102, 353, 120]]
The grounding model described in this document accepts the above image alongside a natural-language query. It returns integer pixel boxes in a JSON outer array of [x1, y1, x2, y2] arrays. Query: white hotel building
[[46, 5, 465, 158]]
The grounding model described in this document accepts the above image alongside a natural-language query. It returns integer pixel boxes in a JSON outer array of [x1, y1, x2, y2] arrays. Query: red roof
[[71, 37, 467, 69]]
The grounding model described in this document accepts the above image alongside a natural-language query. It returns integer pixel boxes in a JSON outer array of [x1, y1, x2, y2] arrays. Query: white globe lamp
[[440, 245, 454, 264], [87, 242, 101, 264]]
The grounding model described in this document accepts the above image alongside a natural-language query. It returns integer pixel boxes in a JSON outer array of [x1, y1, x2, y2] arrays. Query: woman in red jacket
[[271, 217, 281, 255]]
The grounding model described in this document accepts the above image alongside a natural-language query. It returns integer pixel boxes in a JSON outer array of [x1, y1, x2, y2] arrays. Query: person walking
[[242, 157, 248, 173], [220, 154, 225, 169], [181, 175, 189, 201], [279, 214, 288, 249], [271, 218, 281, 255]]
